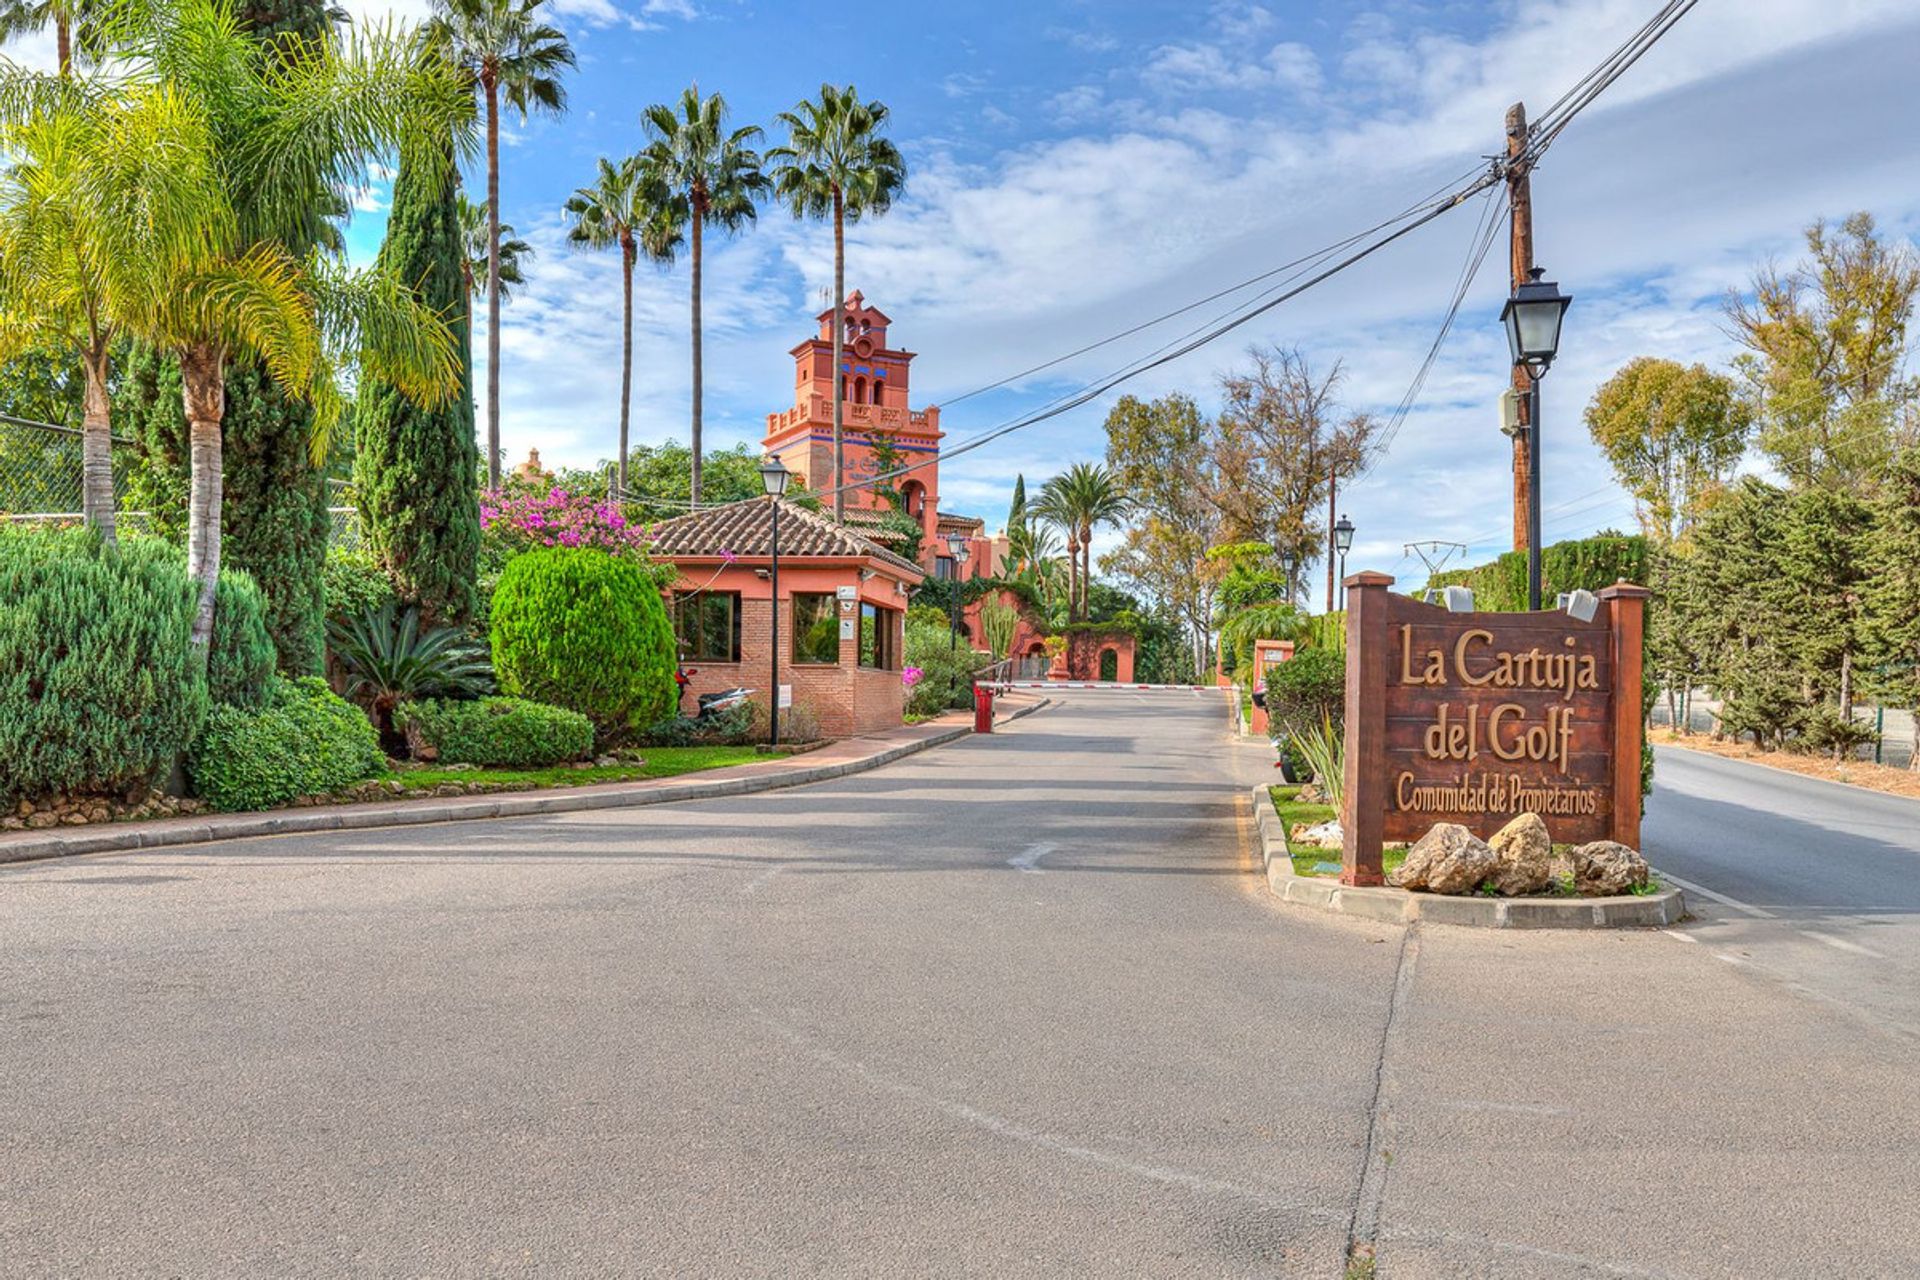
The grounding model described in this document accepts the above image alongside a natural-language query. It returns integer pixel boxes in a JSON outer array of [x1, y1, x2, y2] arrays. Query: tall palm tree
[[0, 81, 220, 541], [767, 84, 905, 522], [1036, 462, 1131, 621], [0, 0, 98, 76], [456, 192, 530, 305], [94, 0, 471, 650], [425, 0, 573, 489], [640, 85, 767, 505], [563, 154, 683, 497]]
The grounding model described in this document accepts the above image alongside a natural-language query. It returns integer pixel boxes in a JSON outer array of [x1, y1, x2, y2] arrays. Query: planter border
[[1250, 785, 1686, 929], [0, 698, 1050, 869]]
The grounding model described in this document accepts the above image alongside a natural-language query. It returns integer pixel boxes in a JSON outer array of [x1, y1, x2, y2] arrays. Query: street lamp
[[1499, 266, 1572, 611], [760, 456, 791, 747], [945, 532, 971, 649], [1333, 516, 1355, 610], [1280, 548, 1298, 603]]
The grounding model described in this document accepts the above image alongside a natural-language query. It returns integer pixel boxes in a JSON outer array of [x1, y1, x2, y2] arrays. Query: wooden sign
[[1338, 573, 1647, 886]]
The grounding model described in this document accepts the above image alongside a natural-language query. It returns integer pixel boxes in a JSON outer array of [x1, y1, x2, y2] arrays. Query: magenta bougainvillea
[[480, 487, 652, 563]]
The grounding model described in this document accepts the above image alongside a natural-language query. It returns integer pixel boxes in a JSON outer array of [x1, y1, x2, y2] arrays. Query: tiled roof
[[935, 511, 985, 534], [648, 496, 924, 579]]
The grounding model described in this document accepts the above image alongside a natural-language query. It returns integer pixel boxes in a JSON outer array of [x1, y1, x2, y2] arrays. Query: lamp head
[[1333, 515, 1355, 555], [758, 456, 792, 498], [1500, 267, 1572, 372]]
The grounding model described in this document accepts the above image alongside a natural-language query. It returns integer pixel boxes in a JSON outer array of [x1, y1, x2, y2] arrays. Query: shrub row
[[189, 677, 384, 811], [397, 696, 593, 767]]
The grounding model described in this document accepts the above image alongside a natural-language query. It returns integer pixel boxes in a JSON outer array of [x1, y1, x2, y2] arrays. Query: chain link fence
[[2, 414, 360, 547]]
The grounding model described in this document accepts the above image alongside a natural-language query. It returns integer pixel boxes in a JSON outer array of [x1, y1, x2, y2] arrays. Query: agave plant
[[327, 603, 493, 740]]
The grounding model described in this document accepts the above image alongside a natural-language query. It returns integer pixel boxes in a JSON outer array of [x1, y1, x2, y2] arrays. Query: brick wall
[[676, 597, 905, 740]]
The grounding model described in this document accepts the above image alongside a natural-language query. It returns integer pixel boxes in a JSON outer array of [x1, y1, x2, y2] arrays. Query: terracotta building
[[648, 496, 924, 738]]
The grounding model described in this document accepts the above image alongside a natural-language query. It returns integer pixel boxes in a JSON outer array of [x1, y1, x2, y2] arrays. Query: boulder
[[1570, 841, 1649, 896], [1487, 812, 1553, 896], [1389, 823, 1497, 895], [1288, 819, 1343, 849]]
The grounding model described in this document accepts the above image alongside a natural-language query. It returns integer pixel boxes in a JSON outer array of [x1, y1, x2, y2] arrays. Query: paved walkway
[[4, 690, 1917, 1276]]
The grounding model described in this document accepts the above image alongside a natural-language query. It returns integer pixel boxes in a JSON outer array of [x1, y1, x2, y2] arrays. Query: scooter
[[696, 686, 755, 719]]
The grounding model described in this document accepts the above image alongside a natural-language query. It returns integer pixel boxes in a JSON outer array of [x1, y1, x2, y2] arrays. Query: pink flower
[[901, 666, 924, 689]]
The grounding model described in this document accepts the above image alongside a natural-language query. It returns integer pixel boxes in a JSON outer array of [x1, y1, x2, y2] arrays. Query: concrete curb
[[0, 698, 1051, 869], [1249, 785, 1687, 929]]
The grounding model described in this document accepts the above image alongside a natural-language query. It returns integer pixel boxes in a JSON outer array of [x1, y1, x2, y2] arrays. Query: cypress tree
[[353, 141, 480, 623]]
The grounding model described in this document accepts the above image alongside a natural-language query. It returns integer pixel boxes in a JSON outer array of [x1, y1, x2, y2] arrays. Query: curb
[[0, 698, 1051, 869], [1249, 785, 1687, 929]]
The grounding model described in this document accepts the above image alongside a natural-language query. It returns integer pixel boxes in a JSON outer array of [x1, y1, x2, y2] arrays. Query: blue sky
[[18, 0, 1920, 584]]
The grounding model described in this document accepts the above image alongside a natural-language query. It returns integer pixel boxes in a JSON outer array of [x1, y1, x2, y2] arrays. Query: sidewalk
[[0, 693, 1047, 867]]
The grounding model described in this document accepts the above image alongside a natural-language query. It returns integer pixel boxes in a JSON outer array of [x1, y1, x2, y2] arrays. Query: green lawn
[[390, 746, 765, 794], [1269, 784, 1407, 878]]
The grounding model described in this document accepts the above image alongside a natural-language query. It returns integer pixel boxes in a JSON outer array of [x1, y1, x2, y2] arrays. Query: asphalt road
[[5, 693, 1919, 1278], [1643, 744, 1920, 1042]]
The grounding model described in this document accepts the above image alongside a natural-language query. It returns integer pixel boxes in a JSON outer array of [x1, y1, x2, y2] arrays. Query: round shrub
[[396, 696, 593, 767], [207, 568, 276, 707], [0, 526, 207, 803], [1264, 645, 1346, 742], [488, 547, 676, 738], [188, 676, 383, 811]]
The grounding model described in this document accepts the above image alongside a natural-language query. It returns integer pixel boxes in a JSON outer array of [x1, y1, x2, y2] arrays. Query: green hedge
[[1264, 645, 1345, 740], [206, 567, 277, 709], [489, 547, 677, 739], [0, 526, 206, 803], [905, 622, 985, 716], [1428, 533, 1651, 611], [189, 677, 383, 811], [396, 696, 592, 767], [324, 545, 397, 624]]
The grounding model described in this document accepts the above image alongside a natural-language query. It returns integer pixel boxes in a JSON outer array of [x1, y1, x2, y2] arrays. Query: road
[[4, 692, 1919, 1277], [1643, 744, 1920, 1042]]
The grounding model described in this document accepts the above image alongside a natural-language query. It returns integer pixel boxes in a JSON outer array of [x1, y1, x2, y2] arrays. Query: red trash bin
[[974, 683, 995, 734]]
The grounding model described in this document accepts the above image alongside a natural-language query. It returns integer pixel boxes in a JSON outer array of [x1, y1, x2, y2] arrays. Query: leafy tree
[[426, 0, 575, 489], [354, 137, 481, 624], [1862, 446, 1920, 768], [641, 86, 767, 506], [768, 84, 906, 522], [564, 154, 683, 496], [1728, 212, 1920, 492], [1584, 356, 1751, 545], [616, 438, 819, 518]]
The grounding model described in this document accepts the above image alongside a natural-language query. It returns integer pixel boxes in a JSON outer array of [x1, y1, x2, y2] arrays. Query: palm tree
[[640, 85, 767, 505], [767, 84, 905, 522], [1036, 462, 1131, 621], [95, 0, 471, 650], [0, 81, 219, 541], [456, 192, 530, 305], [562, 154, 683, 497], [426, 0, 574, 489], [0, 0, 97, 76]]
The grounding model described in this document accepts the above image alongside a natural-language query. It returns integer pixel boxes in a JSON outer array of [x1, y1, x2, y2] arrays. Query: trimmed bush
[[189, 677, 383, 811], [489, 547, 677, 738], [324, 546, 397, 624], [207, 568, 276, 708], [1264, 645, 1346, 741], [396, 696, 593, 767], [904, 622, 985, 717], [0, 526, 207, 803]]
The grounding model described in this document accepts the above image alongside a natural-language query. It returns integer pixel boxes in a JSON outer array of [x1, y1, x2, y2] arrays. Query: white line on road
[[1654, 869, 1776, 919], [1799, 929, 1886, 959], [1009, 842, 1055, 874]]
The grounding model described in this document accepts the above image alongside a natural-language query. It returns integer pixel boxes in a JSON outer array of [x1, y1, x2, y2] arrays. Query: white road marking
[[741, 864, 783, 895], [1654, 869, 1776, 919], [1799, 929, 1885, 959], [1009, 842, 1055, 874]]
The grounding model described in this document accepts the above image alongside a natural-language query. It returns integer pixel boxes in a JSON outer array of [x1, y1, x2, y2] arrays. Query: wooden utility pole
[[1325, 471, 1337, 613], [1505, 101, 1534, 553]]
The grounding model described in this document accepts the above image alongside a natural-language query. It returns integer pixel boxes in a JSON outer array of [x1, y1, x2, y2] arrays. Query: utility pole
[[1324, 470, 1337, 613], [1505, 101, 1534, 554]]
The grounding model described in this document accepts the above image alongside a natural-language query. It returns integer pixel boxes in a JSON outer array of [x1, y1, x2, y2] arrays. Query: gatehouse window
[[792, 593, 840, 665], [859, 602, 900, 671], [671, 591, 741, 663]]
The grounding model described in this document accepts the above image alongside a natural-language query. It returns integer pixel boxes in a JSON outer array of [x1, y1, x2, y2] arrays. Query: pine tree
[[1863, 446, 1920, 767], [353, 140, 480, 623]]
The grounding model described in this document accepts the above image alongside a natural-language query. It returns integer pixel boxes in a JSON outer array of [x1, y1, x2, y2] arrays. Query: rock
[[1570, 841, 1649, 897], [1289, 819, 1343, 849], [86, 804, 111, 824], [1487, 813, 1553, 896], [441, 761, 479, 772], [25, 812, 58, 830], [1294, 782, 1325, 805], [60, 813, 88, 826], [1390, 823, 1497, 895], [594, 755, 619, 768], [1, 816, 23, 831]]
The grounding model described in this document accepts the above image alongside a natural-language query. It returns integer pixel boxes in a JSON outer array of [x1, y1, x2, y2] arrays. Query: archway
[[1098, 648, 1119, 682]]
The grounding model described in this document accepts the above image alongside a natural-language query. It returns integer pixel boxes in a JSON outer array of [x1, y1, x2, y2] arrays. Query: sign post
[[1339, 573, 1648, 888]]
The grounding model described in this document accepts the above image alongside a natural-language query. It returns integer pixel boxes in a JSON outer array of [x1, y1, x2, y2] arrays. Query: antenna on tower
[[1404, 540, 1468, 603]]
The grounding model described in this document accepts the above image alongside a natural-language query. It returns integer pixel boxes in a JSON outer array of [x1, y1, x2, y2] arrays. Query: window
[[792, 593, 840, 664], [860, 602, 900, 670], [672, 592, 740, 662], [934, 555, 955, 580]]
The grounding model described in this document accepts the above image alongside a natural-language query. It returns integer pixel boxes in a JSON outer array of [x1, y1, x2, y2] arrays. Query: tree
[[641, 86, 766, 507], [426, 0, 574, 490], [1584, 357, 1751, 546], [767, 84, 906, 522], [1033, 462, 1129, 622], [563, 154, 683, 496], [1728, 212, 1920, 492], [0, 0, 101, 75], [1215, 346, 1380, 612], [1101, 393, 1227, 673], [1862, 446, 1920, 768], [457, 193, 530, 306], [105, 0, 470, 651], [354, 136, 480, 623], [0, 76, 216, 542]]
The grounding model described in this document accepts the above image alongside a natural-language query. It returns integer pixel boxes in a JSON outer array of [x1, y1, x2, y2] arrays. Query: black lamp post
[[1500, 266, 1572, 611], [945, 531, 970, 649], [1333, 516, 1355, 610], [760, 456, 791, 747], [1280, 548, 1298, 604]]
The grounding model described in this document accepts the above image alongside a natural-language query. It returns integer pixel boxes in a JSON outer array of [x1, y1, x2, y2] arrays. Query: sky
[[13, 0, 1920, 588]]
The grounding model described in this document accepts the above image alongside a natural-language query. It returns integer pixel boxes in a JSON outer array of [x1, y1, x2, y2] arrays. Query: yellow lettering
[[1454, 629, 1494, 685]]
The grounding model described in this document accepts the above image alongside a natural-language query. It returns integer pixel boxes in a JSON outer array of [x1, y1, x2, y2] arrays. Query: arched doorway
[[1098, 648, 1119, 682]]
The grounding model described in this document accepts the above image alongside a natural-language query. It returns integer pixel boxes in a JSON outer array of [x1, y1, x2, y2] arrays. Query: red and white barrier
[[993, 681, 1225, 691]]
